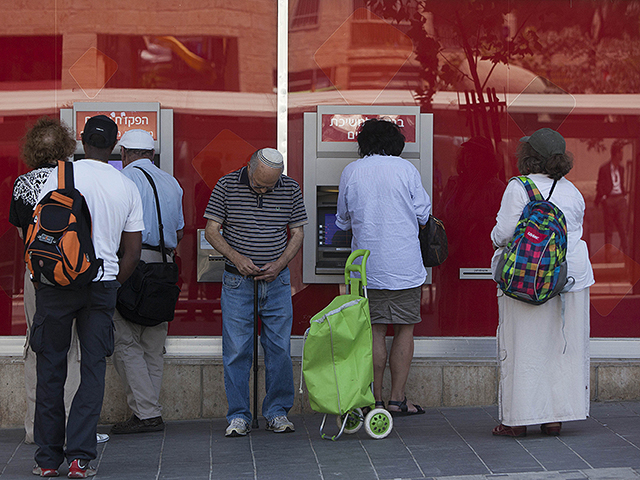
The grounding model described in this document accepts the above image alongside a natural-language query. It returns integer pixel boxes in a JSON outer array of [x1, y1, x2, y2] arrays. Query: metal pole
[[277, 0, 288, 172]]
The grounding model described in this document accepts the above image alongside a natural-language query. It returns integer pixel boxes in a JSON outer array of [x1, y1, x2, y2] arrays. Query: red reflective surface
[[1, 0, 639, 338]]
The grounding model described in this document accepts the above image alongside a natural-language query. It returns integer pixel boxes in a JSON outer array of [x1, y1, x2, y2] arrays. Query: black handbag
[[116, 167, 180, 326], [419, 215, 448, 267]]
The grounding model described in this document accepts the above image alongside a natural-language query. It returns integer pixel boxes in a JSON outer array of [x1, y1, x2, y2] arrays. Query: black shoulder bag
[[116, 167, 180, 326], [419, 215, 448, 267]]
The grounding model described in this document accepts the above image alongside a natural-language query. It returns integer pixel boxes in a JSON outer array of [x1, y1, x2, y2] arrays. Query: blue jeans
[[221, 268, 294, 424]]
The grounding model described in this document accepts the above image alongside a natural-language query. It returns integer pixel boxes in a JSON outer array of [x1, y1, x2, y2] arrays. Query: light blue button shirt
[[121, 159, 185, 249], [336, 155, 431, 290]]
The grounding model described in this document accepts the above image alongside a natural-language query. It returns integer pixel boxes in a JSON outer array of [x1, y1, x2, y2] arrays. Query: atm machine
[[61, 102, 224, 283], [302, 105, 434, 284], [60, 102, 173, 173]]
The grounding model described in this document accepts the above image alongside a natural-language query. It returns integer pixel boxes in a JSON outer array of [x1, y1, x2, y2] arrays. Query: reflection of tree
[[368, 1, 640, 98], [365, 0, 540, 142], [521, 3, 640, 94]]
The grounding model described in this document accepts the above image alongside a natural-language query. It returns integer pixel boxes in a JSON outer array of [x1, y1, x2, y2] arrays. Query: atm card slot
[[316, 267, 346, 275]]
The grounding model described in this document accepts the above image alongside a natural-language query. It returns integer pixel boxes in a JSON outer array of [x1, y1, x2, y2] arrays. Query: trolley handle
[[344, 249, 370, 296]]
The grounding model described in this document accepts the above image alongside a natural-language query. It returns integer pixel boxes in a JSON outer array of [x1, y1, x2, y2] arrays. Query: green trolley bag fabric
[[302, 294, 375, 415]]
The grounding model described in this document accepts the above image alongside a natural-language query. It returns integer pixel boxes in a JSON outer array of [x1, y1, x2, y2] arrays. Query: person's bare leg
[[387, 324, 419, 413], [372, 324, 388, 403]]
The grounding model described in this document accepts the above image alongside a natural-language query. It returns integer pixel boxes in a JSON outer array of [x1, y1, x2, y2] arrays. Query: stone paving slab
[[434, 467, 640, 479], [1, 402, 639, 479]]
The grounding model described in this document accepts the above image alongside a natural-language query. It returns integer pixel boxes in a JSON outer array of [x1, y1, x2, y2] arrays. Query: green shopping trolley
[[300, 249, 393, 440]]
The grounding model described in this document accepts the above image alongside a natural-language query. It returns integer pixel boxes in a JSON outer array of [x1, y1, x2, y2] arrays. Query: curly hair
[[357, 118, 405, 157], [21, 117, 76, 169], [516, 142, 573, 181]]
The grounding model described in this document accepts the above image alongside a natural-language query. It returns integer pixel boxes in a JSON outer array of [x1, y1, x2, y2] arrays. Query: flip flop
[[387, 396, 425, 416]]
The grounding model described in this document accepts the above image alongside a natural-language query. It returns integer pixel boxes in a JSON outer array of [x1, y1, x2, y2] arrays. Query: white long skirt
[[497, 288, 590, 426]]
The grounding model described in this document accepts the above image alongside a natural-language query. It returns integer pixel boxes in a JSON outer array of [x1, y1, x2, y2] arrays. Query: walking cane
[[252, 278, 259, 429]]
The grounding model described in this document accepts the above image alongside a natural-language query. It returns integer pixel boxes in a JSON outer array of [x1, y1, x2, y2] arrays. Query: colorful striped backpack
[[494, 176, 573, 305]]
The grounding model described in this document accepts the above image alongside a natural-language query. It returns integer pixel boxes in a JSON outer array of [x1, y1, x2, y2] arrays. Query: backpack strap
[[546, 179, 559, 201], [58, 160, 73, 191], [516, 175, 559, 202], [515, 176, 543, 202]]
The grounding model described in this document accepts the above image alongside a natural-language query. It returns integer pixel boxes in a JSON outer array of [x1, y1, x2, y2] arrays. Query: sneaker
[[266, 415, 295, 433], [225, 418, 250, 437], [67, 459, 96, 478], [110, 414, 164, 434], [96, 433, 109, 444], [32, 465, 59, 477]]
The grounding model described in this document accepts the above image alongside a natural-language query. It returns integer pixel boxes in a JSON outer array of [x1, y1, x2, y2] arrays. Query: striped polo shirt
[[204, 166, 308, 267]]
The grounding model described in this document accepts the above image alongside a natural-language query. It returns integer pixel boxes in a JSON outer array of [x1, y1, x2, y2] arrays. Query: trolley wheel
[[336, 407, 364, 434], [364, 408, 393, 439]]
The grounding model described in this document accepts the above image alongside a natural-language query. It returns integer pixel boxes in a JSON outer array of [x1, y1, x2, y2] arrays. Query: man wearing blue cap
[[204, 148, 307, 437]]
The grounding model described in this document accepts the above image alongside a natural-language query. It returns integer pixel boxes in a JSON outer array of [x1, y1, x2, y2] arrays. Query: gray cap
[[520, 128, 565, 159], [256, 148, 284, 168]]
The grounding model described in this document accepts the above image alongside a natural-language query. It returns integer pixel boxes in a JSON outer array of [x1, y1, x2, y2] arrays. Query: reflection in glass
[[2, 1, 640, 337]]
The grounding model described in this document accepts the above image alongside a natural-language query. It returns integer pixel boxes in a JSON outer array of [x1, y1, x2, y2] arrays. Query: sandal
[[540, 422, 562, 436], [387, 396, 425, 416], [492, 424, 527, 437]]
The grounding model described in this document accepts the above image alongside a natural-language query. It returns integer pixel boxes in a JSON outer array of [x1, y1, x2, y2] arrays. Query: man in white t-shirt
[[31, 115, 144, 478]]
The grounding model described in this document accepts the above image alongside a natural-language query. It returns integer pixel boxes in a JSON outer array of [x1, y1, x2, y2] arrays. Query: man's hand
[[254, 226, 304, 282], [205, 219, 261, 276], [254, 261, 282, 282], [117, 231, 142, 284], [234, 256, 262, 277]]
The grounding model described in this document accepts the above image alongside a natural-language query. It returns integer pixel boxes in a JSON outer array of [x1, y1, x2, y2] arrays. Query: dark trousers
[[603, 195, 629, 255], [31, 281, 118, 469]]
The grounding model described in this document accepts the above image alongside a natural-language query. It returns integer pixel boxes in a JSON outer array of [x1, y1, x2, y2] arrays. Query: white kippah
[[257, 148, 283, 168]]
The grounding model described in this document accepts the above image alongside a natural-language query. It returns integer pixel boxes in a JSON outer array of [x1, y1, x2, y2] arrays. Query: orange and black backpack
[[24, 160, 103, 288]]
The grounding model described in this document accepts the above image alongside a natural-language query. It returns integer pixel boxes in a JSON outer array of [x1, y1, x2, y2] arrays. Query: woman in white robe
[[490, 128, 594, 437]]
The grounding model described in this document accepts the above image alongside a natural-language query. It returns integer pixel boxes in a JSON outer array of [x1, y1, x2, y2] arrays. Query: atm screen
[[108, 160, 123, 171], [323, 213, 350, 247], [324, 213, 339, 245]]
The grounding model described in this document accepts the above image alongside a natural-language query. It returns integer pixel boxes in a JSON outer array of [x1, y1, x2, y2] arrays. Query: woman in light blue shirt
[[336, 119, 431, 416]]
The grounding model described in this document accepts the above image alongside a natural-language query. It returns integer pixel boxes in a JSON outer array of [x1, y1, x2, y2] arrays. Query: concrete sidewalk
[[1, 402, 640, 479]]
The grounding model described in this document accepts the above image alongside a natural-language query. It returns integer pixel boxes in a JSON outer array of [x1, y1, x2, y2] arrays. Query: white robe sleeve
[[490, 179, 529, 248]]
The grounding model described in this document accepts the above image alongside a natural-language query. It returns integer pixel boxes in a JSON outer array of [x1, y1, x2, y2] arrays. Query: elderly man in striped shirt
[[204, 148, 307, 437]]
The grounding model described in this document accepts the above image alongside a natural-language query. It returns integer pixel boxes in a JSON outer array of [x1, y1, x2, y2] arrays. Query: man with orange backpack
[[30, 115, 144, 478]]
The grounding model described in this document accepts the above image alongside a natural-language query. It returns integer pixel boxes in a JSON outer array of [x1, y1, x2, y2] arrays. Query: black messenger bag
[[116, 167, 180, 326]]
